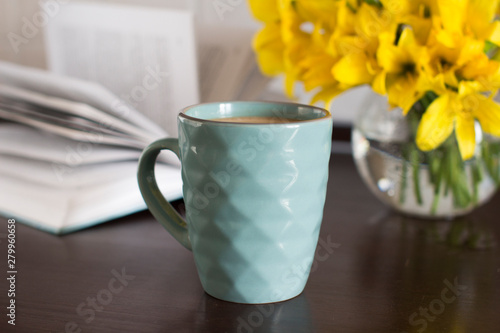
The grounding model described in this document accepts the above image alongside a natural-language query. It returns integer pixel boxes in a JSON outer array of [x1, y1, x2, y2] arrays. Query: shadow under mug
[[137, 101, 333, 304]]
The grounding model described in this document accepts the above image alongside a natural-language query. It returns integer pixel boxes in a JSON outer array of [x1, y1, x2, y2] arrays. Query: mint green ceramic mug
[[137, 101, 332, 304]]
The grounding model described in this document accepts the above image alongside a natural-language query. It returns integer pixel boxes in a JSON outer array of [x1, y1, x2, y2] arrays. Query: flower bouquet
[[249, 0, 500, 217]]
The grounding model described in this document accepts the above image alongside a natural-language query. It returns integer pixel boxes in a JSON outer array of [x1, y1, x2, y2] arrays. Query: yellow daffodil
[[421, 27, 500, 95], [466, 0, 500, 44], [293, 0, 341, 29], [374, 28, 425, 113], [248, 0, 279, 23], [253, 22, 285, 76], [332, 53, 376, 86], [435, 0, 500, 46], [416, 82, 500, 160], [421, 31, 482, 90], [251, 0, 307, 80], [280, 1, 340, 98], [379, 0, 436, 44], [380, 0, 438, 16], [248, 0, 500, 161], [331, 3, 395, 88], [250, 0, 285, 76], [331, 2, 395, 56]]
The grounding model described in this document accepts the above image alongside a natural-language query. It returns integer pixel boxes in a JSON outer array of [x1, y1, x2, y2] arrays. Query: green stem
[[482, 140, 500, 186], [410, 145, 423, 205], [447, 138, 472, 209], [431, 190, 440, 215], [471, 158, 483, 205], [400, 146, 409, 205], [430, 154, 444, 215]]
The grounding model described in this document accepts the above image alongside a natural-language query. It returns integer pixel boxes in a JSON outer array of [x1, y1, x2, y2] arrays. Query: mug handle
[[137, 138, 192, 251]]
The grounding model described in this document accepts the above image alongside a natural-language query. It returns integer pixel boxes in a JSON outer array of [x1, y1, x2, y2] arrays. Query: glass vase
[[352, 92, 500, 219]]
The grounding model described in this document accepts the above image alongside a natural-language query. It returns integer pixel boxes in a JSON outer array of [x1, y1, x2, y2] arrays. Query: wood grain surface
[[1, 154, 499, 332]]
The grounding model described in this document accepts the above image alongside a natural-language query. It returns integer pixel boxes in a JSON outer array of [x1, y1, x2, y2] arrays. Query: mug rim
[[179, 101, 332, 125]]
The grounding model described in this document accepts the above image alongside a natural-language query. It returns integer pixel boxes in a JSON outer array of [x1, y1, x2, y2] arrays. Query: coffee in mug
[[210, 116, 301, 123]]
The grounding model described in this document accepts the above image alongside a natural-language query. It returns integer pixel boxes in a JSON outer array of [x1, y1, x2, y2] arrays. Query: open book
[[0, 1, 267, 234], [0, 61, 183, 234]]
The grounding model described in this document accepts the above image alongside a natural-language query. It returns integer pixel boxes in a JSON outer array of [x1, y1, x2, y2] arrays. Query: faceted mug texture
[[178, 114, 332, 304]]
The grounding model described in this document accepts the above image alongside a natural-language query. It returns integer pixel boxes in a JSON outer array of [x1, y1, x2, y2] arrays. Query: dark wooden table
[[1, 154, 499, 333]]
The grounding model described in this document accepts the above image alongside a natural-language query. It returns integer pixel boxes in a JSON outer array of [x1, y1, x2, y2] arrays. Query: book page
[[0, 84, 159, 144], [0, 60, 166, 138], [0, 163, 182, 234], [0, 155, 140, 188], [0, 107, 144, 149], [0, 124, 141, 165], [44, 2, 199, 137]]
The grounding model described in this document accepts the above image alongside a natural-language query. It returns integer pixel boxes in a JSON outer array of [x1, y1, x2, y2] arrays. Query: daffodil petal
[[331, 53, 373, 86], [372, 71, 387, 95], [398, 28, 418, 53], [387, 78, 423, 114], [380, 0, 415, 15], [303, 56, 337, 91], [443, 70, 459, 88], [252, 24, 285, 76], [404, 15, 432, 44], [334, 36, 366, 57], [310, 84, 344, 106], [488, 21, 500, 45], [419, 73, 448, 95], [253, 22, 282, 50], [416, 94, 454, 151], [467, 0, 498, 38], [455, 111, 476, 160], [248, 0, 280, 23], [284, 74, 296, 98], [377, 41, 407, 73], [468, 0, 497, 21], [475, 95, 500, 137], [295, 0, 341, 24], [456, 40, 484, 68], [437, 0, 467, 34], [335, 2, 357, 35], [356, 4, 389, 49], [434, 29, 457, 48]]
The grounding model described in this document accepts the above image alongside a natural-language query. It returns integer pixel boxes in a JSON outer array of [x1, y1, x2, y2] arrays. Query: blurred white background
[[0, 0, 257, 68]]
